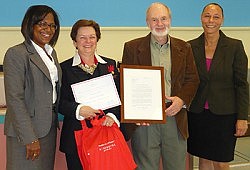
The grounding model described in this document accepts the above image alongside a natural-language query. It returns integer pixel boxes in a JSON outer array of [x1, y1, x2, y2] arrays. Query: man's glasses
[[36, 21, 58, 31]]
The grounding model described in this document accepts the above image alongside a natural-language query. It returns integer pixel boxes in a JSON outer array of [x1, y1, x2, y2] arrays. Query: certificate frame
[[120, 64, 166, 123]]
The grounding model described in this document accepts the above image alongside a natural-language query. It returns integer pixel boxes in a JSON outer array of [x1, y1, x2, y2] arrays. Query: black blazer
[[189, 30, 249, 120], [59, 55, 120, 154]]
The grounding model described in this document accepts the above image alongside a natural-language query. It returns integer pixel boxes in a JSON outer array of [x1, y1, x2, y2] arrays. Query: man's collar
[[150, 34, 170, 47]]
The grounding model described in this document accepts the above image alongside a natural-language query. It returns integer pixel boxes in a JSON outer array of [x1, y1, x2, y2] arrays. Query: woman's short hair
[[202, 3, 224, 17], [21, 5, 60, 47], [70, 19, 101, 42]]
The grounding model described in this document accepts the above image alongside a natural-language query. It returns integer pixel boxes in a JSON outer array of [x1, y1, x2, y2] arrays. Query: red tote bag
[[74, 114, 137, 170]]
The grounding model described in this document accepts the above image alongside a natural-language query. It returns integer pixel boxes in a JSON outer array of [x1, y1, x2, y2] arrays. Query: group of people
[[3, 2, 248, 170]]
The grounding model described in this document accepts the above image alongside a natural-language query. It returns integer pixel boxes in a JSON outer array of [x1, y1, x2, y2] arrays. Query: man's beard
[[151, 27, 170, 37]]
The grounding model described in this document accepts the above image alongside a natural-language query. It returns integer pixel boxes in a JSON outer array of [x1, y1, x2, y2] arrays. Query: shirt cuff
[[76, 104, 85, 120], [106, 113, 120, 127]]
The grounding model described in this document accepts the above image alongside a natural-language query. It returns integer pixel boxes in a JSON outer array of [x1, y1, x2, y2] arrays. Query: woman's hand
[[79, 106, 100, 119], [26, 140, 40, 161], [102, 115, 115, 127], [235, 120, 248, 137]]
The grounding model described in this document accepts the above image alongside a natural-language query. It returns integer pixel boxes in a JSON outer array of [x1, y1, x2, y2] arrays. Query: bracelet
[[31, 140, 39, 144]]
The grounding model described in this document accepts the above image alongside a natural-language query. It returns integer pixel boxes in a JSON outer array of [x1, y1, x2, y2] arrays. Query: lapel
[[137, 33, 152, 66], [97, 62, 109, 75], [170, 36, 186, 84], [136, 34, 189, 84], [208, 31, 228, 75], [25, 41, 52, 82], [191, 31, 228, 80], [191, 34, 208, 80], [51, 50, 62, 86], [71, 64, 91, 81]]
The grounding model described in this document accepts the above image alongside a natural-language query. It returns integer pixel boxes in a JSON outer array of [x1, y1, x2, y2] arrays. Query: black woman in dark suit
[[187, 3, 249, 170]]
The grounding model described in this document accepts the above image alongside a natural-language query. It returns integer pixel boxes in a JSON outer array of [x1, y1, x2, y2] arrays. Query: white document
[[71, 74, 121, 110], [123, 68, 163, 120]]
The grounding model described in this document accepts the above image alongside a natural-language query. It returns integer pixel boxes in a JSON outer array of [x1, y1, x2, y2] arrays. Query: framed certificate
[[120, 64, 166, 123]]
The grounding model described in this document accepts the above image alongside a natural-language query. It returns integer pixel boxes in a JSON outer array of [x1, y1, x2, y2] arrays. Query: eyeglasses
[[36, 21, 58, 31]]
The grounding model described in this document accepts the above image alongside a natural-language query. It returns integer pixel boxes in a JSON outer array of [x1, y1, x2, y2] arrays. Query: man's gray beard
[[151, 28, 169, 37]]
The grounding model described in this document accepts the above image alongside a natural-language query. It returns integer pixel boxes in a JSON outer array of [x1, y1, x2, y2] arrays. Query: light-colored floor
[[192, 137, 250, 170]]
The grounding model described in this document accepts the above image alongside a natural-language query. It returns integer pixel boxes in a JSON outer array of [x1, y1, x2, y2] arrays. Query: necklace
[[78, 63, 97, 75]]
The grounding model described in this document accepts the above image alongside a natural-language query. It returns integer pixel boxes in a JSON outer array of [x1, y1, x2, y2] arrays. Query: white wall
[[1, 27, 250, 66]]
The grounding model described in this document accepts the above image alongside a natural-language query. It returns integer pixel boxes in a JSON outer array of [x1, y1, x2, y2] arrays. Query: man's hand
[[165, 96, 184, 116]]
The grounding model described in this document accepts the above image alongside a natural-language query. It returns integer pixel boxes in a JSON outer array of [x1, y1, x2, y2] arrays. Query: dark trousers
[[65, 153, 83, 170]]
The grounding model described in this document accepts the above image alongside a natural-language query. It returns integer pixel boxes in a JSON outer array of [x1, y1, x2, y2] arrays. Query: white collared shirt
[[32, 41, 58, 104], [72, 52, 107, 66]]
